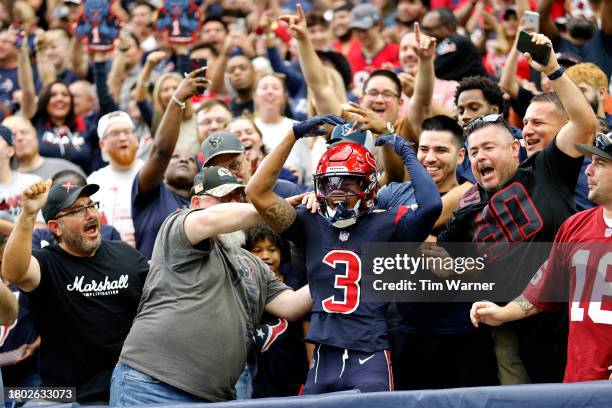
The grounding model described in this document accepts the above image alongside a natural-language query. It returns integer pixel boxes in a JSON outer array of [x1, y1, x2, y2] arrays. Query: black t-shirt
[[434, 35, 487, 82], [252, 312, 308, 398], [439, 138, 582, 299], [30, 241, 149, 401]]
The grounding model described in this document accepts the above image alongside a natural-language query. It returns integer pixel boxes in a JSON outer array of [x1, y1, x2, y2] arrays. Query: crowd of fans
[[0, 0, 610, 405]]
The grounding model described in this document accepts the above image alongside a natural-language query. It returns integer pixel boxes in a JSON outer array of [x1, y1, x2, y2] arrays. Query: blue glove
[[375, 134, 414, 157], [292, 114, 346, 139]]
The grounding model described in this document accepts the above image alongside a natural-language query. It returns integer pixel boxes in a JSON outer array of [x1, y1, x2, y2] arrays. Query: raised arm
[[207, 32, 245, 95], [107, 38, 132, 102], [246, 130, 299, 233], [281, 4, 342, 116], [602, 0, 612, 34], [499, 36, 521, 99], [92, 53, 119, 114], [132, 51, 167, 103], [247, 115, 345, 232], [537, 0, 559, 40], [1, 180, 49, 292], [375, 134, 442, 240], [523, 33, 597, 157], [407, 23, 436, 136], [16, 29, 37, 120], [67, 35, 88, 79], [138, 67, 210, 195], [341, 102, 407, 186]]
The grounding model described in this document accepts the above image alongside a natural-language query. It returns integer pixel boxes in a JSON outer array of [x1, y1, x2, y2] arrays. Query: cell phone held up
[[516, 30, 550, 66], [190, 57, 207, 93]]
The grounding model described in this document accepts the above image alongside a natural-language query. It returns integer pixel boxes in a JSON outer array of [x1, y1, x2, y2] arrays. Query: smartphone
[[235, 18, 246, 33], [190, 57, 208, 93], [516, 30, 550, 66], [523, 11, 539, 33]]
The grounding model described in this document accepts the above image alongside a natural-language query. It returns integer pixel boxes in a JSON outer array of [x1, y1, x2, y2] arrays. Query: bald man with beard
[[87, 112, 143, 246]]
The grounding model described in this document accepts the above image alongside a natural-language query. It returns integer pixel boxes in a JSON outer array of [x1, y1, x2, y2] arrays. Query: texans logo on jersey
[[255, 318, 288, 352]]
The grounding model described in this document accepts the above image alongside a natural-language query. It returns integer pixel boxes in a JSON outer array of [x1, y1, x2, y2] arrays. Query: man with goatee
[[112, 166, 312, 405], [87, 112, 143, 246]]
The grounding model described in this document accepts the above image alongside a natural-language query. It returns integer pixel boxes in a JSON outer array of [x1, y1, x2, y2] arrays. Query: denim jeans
[[234, 364, 253, 400], [110, 363, 207, 406]]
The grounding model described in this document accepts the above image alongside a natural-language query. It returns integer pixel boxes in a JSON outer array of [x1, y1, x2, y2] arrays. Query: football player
[[246, 114, 442, 393]]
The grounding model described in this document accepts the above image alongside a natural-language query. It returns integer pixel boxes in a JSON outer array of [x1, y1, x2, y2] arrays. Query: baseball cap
[[42, 182, 99, 222], [201, 131, 244, 167], [350, 4, 380, 30], [328, 121, 370, 146], [97, 111, 135, 140], [192, 166, 245, 197], [576, 132, 612, 161], [0, 125, 12, 146], [502, 7, 517, 20]]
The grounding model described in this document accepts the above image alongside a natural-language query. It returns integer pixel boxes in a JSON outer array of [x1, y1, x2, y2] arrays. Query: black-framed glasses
[[595, 132, 612, 154], [465, 114, 512, 135], [55, 201, 100, 219]]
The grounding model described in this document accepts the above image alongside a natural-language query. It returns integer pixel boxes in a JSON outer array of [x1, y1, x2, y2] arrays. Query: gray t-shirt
[[22, 157, 85, 180], [119, 209, 289, 402]]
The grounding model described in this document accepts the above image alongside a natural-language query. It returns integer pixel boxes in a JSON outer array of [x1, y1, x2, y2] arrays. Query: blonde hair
[[151, 73, 194, 132], [566, 63, 608, 92]]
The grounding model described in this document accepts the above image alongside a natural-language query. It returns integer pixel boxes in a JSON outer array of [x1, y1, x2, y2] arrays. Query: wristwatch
[[546, 66, 564, 81]]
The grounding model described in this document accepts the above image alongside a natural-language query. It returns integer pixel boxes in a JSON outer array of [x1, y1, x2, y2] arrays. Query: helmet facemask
[[314, 173, 378, 228]]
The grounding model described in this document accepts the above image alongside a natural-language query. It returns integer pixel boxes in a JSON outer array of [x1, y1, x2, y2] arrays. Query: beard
[[59, 220, 102, 255], [217, 230, 246, 251], [108, 145, 138, 167]]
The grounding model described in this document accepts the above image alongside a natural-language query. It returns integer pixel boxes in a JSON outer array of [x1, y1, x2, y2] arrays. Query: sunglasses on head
[[465, 114, 512, 135], [595, 132, 612, 154]]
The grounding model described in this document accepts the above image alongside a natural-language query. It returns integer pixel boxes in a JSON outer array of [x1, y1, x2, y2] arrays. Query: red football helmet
[[314, 142, 379, 227]]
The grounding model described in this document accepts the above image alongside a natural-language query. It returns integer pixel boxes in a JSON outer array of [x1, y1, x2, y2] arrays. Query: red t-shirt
[[523, 206, 612, 382], [347, 43, 400, 90]]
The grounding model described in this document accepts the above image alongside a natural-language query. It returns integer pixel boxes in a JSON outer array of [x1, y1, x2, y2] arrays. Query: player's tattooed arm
[[516, 295, 541, 315], [262, 198, 297, 233]]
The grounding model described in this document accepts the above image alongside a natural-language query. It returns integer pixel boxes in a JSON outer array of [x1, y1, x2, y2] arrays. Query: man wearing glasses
[[112, 166, 311, 405], [87, 111, 144, 246], [471, 131, 612, 382], [438, 32, 597, 385], [1, 179, 149, 403]]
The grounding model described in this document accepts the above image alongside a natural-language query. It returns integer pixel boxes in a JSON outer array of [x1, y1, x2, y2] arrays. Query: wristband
[[546, 66, 564, 81], [171, 95, 186, 110]]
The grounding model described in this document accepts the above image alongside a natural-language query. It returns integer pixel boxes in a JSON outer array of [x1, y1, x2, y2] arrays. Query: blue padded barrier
[[21, 381, 612, 408]]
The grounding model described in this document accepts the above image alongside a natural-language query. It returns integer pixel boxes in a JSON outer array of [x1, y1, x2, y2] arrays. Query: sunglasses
[[465, 114, 512, 135]]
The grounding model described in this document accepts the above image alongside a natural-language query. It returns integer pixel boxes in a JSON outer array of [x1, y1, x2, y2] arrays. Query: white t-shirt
[[87, 160, 144, 245], [256, 117, 313, 186], [0, 171, 42, 224]]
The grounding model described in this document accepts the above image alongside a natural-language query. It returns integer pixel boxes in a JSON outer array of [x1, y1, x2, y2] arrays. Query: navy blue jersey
[[282, 140, 441, 353], [283, 203, 438, 352]]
